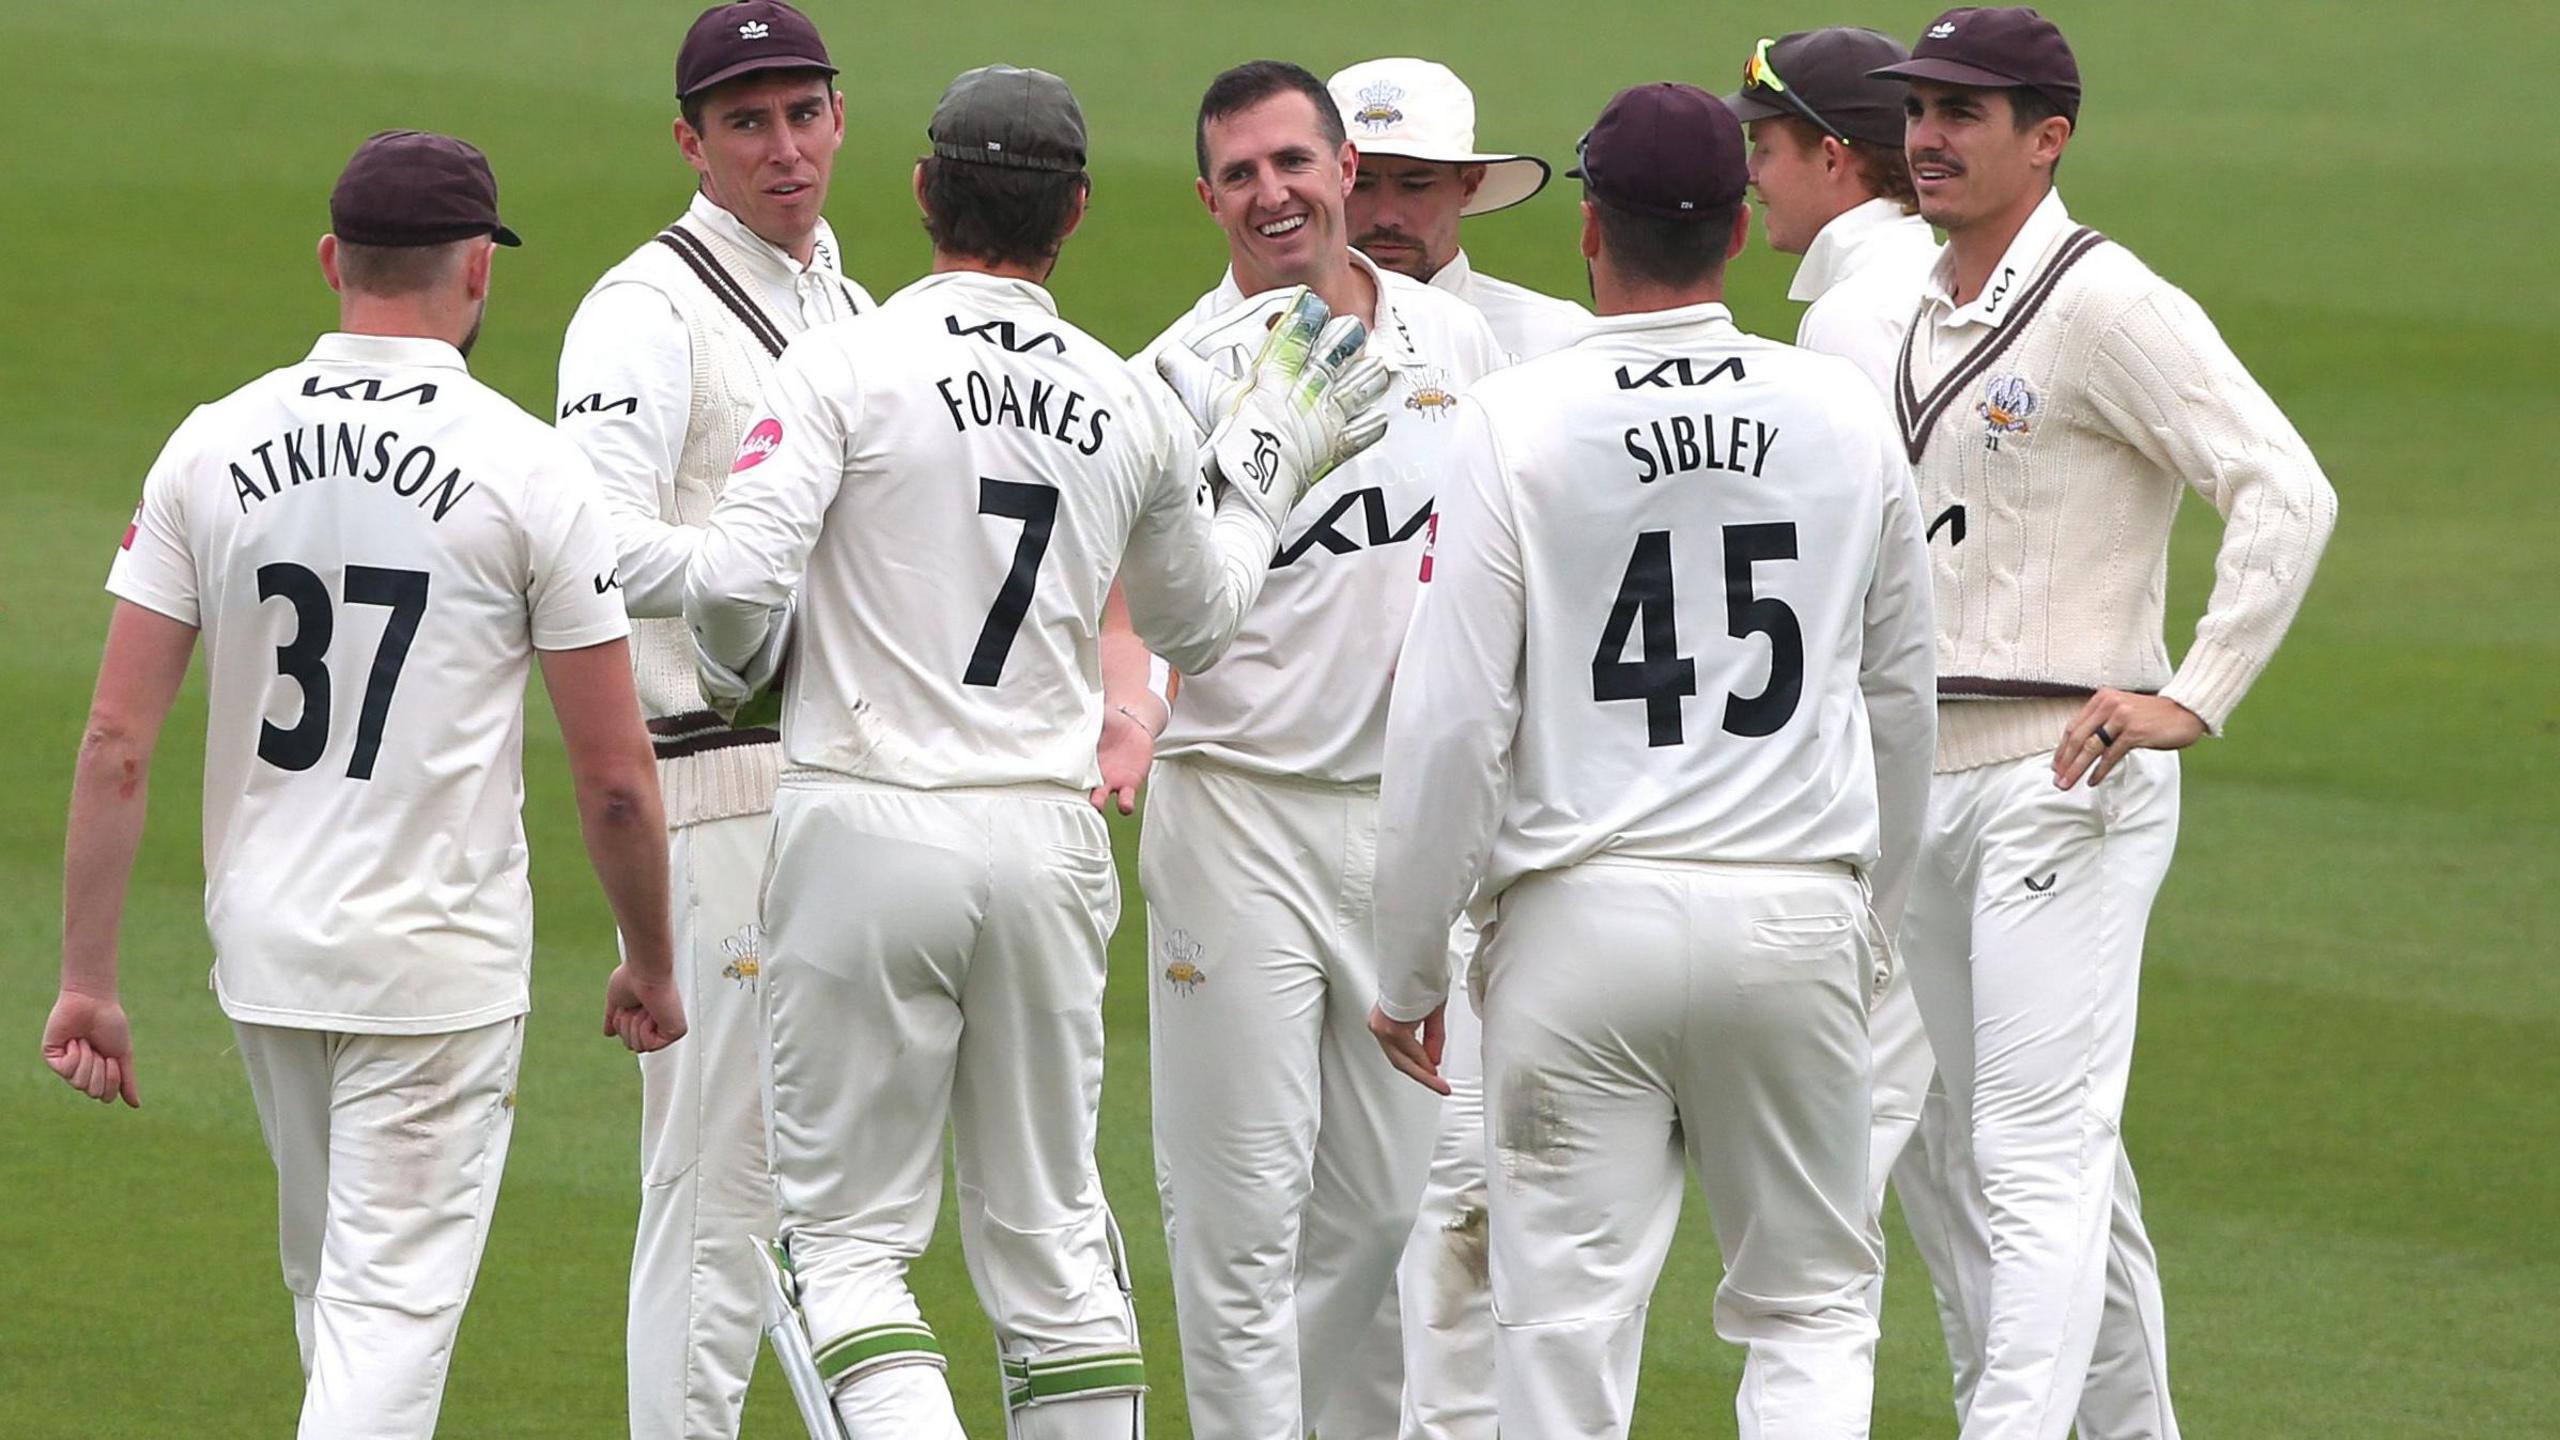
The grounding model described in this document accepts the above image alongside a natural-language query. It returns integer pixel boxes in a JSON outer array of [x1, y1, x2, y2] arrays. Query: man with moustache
[[1870, 10, 2336, 1438], [1330, 57, 1587, 362], [1102, 58, 1508, 1440], [554, 4, 873, 1435]]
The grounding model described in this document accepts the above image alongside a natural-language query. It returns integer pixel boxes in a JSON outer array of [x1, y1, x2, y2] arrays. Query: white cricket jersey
[[1137, 249, 1511, 786], [686, 269, 1282, 793], [105, 333, 629, 1035], [1371, 303, 1938, 1021], [1790, 197, 1940, 399], [1428, 249, 1590, 362]]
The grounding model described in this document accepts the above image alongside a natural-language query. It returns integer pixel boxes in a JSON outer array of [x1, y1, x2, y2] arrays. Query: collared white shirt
[[687, 269, 1283, 793], [108, 333, 628, 1034], [1428, 248, 1590, 362], [1910, 187, 2075, 384], [1135, 248, 1511, 786], [1789, 197, 1941, 398], [556, 191, 875, 618], [1371, 302, 1936, 1021]]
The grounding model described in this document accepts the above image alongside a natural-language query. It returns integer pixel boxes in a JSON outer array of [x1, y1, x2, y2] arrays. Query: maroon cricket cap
[[1870, 7, 2081, 121], [676, 0, 836, 102], [329, 130, 521, 248], [1723, 28, 1912, 150], [1567, 83, 1747, 222]]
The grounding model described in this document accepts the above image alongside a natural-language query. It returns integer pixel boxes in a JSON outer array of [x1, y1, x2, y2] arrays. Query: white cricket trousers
[[1860, 961, 1970, 1367], [630, 810, 780, 1440], [762, 780, 1144, 1440], [234, 1015, 523, 1440], [1903, 749, 2183, 1440], [1139, 758, 1441, 1440], [1482, 858, 1882, 1440]]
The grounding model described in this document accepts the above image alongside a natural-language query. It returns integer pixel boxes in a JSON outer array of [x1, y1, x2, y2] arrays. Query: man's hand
[[1368, 1001, 1450, 1096], [2054, 690, 2206, 789], [1092, 704, 1156, 815], [693, 600, 793, 728], [1156, 288, 1393, 531], [604, 963, 688, 1054], [43, 990, 139, 1107]]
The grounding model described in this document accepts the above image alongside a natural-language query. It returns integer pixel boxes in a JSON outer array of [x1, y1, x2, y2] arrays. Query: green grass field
[[5, 1, 2555, 1435]]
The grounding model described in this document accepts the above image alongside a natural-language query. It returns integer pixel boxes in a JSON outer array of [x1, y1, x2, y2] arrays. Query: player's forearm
[[574, 767, 676, 980], [607, 511, 701, 620], [1124, 500, 1277, 677], [61, 723, 155, 998], [1099, 586, 1169, 735]]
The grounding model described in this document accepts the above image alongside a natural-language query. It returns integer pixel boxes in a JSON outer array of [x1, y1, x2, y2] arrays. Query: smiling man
[[552, 4, 874, 1437], [1102, 58, 1508, 1440], [1870, 10, 2336, 1440]]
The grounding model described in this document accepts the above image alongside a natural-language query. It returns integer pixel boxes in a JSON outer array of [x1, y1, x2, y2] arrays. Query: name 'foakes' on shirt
[[932, 364, 1111, 457]]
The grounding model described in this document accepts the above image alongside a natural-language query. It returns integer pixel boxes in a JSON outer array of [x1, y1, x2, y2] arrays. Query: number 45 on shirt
[[1591, 524, 1802, 747]]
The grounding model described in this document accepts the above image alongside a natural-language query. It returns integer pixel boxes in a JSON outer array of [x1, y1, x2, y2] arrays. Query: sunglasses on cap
[[1742, 37, 1851, 146]]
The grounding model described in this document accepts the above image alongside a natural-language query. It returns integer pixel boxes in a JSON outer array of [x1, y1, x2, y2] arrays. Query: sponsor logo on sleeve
[[733, 417, 784, 472], [121, 504, 140, 551]]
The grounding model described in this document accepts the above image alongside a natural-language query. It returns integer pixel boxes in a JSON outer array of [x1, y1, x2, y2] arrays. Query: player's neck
[[1590, 257, 1725, 318], [1947, 184, 2051, 307], [931, 251, 1054, 286], [335, 297, 472, 356]]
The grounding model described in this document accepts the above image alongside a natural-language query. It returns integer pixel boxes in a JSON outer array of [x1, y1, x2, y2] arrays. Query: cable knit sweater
[[1896, 190, 2338, 772]]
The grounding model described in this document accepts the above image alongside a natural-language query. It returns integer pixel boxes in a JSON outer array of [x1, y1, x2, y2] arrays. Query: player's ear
[[463, 237, 494, 302], [1195, 174, 1216, 216], [1460, 163, 1487, 202], [1727, 202, 1752, 263], [1340, 140, 1359, 198], [912, 161, 930, 218], [830, 89, 846, 139], [1578, 200, 1600, 262], [1823, 135, 1852, 178], [317, 234, 343, 294], [1060, 178, 1092, 242], [675, 116, 710, 180], [2035, 115, 2072, 172]]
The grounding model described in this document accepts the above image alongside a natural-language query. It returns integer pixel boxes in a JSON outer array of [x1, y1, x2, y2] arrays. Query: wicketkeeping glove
[[1155, 287, 1393, 531]]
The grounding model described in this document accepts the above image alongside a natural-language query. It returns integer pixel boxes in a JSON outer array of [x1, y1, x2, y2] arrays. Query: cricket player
[[1868, 10, 2337, 1438], [1099, 59, 1509, 1440], [554, 5, 873, 1434], [43, 130, 684, 1440], [1332, 56, 1587, 360], [1323, 53, 1584, 1440], [1369, 83, 1936, 1440], [683, 65, 1391, 1440]]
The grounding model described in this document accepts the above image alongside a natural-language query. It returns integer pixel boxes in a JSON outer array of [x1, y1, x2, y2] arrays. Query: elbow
[[585, 767, 663, 833]]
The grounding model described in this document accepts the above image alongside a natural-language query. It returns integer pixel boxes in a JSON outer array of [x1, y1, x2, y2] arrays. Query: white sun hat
[[1326, 57, 1552, 216]]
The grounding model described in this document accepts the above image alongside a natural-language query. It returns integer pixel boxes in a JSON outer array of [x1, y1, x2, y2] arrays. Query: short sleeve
[[523, 441, 634, 652], [104, 414, 204, 626]]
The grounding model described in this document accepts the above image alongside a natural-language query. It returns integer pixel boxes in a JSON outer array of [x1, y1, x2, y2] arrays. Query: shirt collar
[[1579, 300, 1739, 340], [1210, 247, 1429, 369], [685, 190, 844, 286], [891, 268, 1061, 316], [1790, 198, 1934, 304], [1427, 248, 1477, 302], [306, 332, 469, 372], [1924, 187, 2072, 329]]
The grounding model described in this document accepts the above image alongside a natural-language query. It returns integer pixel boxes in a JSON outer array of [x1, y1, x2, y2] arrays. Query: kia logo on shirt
[[733, 418, 783, 473]]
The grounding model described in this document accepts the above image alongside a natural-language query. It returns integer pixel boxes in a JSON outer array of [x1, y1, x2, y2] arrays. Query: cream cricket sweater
[[1897, 191, 2338, 773]]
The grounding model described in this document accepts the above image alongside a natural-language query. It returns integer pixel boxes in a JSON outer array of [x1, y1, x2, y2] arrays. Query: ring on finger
[[2094, 724, 2117, 747]]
